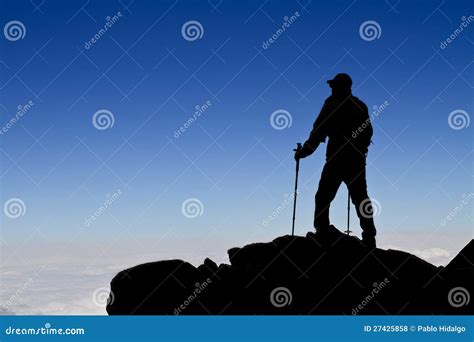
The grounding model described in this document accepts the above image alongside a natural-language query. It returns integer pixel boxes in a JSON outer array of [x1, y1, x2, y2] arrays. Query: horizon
[[1, 0, 472, 315]]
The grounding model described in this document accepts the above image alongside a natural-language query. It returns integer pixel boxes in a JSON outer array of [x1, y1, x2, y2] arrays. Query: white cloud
[[381, 244, 452, 266], [412, 247, 450, 259]]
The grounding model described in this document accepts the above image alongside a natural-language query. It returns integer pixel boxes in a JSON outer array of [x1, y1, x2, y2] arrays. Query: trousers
[[314, 154, 376, 239]]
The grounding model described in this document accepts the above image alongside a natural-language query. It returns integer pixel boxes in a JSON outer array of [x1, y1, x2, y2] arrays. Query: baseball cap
[[327, 73, 352, 87]]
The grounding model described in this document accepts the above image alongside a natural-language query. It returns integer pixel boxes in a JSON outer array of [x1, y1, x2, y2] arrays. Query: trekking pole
[[291, 143, 302, 236], [345, 191, 352, 235]]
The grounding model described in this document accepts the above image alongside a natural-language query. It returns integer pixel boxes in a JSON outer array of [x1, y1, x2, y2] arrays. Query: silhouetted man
[[295, 73, 377, 249]]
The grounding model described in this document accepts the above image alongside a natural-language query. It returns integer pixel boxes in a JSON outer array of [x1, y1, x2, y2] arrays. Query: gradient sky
[[1, 0, 473, 314]]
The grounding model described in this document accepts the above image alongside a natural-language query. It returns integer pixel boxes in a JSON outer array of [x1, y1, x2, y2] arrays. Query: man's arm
[[295, 101, 331, 160], [357, 101, 373, 154]]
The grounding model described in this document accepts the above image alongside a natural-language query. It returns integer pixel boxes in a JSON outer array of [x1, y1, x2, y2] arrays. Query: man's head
[[327, 73, 352, 96]]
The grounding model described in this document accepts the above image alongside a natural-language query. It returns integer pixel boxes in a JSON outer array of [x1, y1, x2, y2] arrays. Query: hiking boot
[[315, 225, 343, 243]]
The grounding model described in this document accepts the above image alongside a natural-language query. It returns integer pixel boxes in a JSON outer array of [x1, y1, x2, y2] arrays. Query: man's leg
[[314, 161, 343, 231], [344, 157, 377, 246]]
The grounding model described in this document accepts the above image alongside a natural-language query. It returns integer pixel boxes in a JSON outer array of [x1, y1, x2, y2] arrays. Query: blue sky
[[0, 0, 472, 314]]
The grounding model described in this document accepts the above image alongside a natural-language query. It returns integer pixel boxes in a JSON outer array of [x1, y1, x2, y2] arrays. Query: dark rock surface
[[107, 226, 472, 315]]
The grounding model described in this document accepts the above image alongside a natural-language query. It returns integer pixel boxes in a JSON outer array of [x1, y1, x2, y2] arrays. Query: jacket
[[302, 94, 373, 159]]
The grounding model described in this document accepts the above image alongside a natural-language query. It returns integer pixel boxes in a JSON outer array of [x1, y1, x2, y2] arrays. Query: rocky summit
[[107, 226, 472, 315]]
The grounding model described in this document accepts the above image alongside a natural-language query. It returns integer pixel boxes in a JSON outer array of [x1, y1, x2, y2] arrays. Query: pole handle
[[293, 143, 302, 152]]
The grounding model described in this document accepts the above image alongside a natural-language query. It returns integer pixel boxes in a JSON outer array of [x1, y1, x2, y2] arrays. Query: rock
[[411, 239, 473, 315], [445, 240, 473, 271], [197, 258, 218, 279], [107, 260, 203, 315], [106, 227, 472, 315]]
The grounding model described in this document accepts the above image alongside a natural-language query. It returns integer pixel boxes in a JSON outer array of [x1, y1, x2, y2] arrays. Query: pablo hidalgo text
[[417, 325, 466, 334]]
